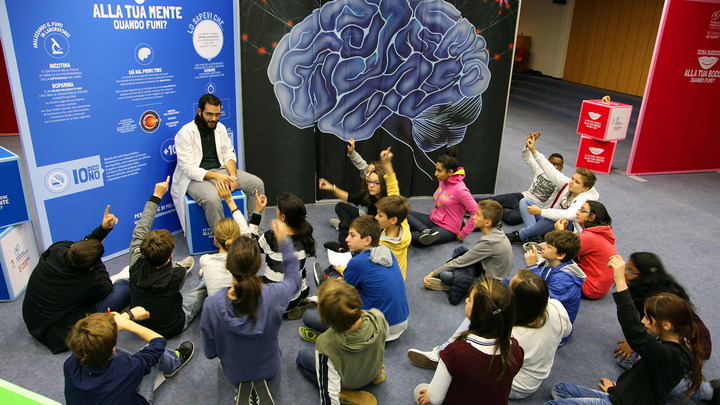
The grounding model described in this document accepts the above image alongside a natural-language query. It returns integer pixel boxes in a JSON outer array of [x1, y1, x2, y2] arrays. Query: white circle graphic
[[45, 169, 70, 193], [135, 43, 154, 65], [161, 138, 177, 162], [193, 20, 223, 61], [44, 33, 69, 59]]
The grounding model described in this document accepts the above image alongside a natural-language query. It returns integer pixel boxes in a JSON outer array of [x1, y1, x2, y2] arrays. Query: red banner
[[627, 0, 720, 175]]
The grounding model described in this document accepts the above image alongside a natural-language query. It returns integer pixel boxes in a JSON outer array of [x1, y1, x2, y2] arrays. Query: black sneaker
[[313, 262, 327, 287], [418, 229, 440, 245], [285, 300, 316, 320], [505, 231, 522, 244], [323, 241, 346, 253], [164, 341, 194, 377], [710, 379, 720, 405], [236, 382, 253, 405], [251, 380, 275, 405]]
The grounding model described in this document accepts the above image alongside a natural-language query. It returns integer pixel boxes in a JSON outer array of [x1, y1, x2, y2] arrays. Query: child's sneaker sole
[[299, 327, 319, 343], [426, 277, 450, 291], [339, 389, 377, 405], [407, 349, 439, 369]]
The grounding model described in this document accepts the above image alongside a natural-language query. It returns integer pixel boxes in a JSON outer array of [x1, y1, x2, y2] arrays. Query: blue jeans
[[116, 347, 180, 404], [519, 198, 543, 227], [407, 211, 457, 247], [296, 347, 318, 386], [94, 279, 131, 312], [545, 382, 611, 405], [181, 280, 207, 330], [302, 309, 329, 334], [476, 193, 524, 225]]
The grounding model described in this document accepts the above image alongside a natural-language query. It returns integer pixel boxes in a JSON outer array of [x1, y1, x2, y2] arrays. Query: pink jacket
[[430, 168, 478, 238], [578, 225, 617, 299]]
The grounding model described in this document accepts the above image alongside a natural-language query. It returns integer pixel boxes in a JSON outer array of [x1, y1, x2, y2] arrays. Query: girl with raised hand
[[414, 277, 523, 405], [249, 190, 316, 319], [407, 146, 478, 247], [546, 255, 705, 405], [319, 138, 386, 252], [200, 220, 300, 405], [199, 182, 251, 297]]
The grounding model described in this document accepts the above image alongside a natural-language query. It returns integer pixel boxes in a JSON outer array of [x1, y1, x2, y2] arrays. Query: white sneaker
[[329, 218, 341, 232], [176, 256, 195, 273], [110, 266, 130, 284], [407, 346, 440, 369]]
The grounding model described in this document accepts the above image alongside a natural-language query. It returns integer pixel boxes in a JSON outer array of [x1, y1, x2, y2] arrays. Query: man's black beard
[[194, 114, 216, 132]]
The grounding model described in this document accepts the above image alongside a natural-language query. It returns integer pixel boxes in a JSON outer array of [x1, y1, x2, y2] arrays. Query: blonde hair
[[214, 218, 240, 250]]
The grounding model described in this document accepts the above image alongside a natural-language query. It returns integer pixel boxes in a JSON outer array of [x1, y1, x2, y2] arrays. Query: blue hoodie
[[200, 240, 301, 384]]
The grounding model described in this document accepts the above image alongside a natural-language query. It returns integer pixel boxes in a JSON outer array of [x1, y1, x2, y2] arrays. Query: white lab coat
[[171, 119, 236, 232]]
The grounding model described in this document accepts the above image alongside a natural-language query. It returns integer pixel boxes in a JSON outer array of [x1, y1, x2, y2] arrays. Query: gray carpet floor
[[1, 98, 719, 404]]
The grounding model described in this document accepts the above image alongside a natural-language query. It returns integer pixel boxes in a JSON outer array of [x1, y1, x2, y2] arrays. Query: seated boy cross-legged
[[374, 195, 411, 280], [304, 216, 409, 341], [296, 279, 388, 405], [423, 200, 513, 305], [64, 309, 193, 405]]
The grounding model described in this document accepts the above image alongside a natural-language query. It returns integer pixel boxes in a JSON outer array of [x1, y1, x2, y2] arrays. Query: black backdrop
[[239, 0, 519, 203]]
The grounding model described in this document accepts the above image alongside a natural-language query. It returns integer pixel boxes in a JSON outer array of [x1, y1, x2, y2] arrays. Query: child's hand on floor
[[614, 340, 633, 361], [598, 377, 616, 392]]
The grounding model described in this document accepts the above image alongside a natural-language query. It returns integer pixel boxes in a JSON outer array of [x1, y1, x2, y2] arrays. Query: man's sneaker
[[329, 218, 341, 232], [324, 241, 346, 253], [236, 382, 253, 405], [177, 256, 195, 273], [505, 231, 522, 244], [338, 389, 377, 405], [110, 266, 130, 284], [164, 341, 194, 377], [372, 364, 385, 385], [425, 277, 450, 291], [407, 346, 440, 369], [286, 300, 316, 320], [313, 262, 328, 287], [251, 380, 275, 405], [418, 229, 440, 245], [299, 327, 320, 343]]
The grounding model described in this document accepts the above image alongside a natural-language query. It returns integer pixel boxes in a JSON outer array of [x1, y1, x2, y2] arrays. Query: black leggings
[[334, 202, 360, 249]]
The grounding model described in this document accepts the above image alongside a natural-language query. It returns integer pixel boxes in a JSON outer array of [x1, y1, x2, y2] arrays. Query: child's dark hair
[[575, 168, 597, 189], [549, 153, 564, 162], [349, 216, 381, 247], [66, 312, 118, 367], [511, 270, 549, 328], [628, 252, 691, 314], [478, 200, 502, 227], [362, 166, 388, 207], [214, 218, 240, 250], [226, 236, 263, 327], [582, 201, 612, 228], [275, 192, 316, 257], [375, 195, 410, 224], [317, 279, 363, 332], [544, 230, 581, 262], [67, 239, 105, 270], [457, 277, 517, 380], [437, 146, 460, 172], [644, 293, 704, 398], [141, 229, 175, 267]]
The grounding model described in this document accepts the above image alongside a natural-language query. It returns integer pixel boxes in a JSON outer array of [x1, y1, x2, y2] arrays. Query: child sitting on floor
[[64, 309, 193, 405], [296, 278, 388, 405], [423, 200, 513, 305]]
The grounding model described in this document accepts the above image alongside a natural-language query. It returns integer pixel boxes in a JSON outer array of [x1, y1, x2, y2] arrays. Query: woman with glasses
[[318, 141, 387, 251], [407, 146, 478, 247], [555, 200, 616, 299]]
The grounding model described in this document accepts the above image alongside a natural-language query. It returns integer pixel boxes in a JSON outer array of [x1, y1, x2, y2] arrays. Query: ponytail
[[276, 192, 316, 257], [226, 236, 263, 327], [437, 146, 460, 172]]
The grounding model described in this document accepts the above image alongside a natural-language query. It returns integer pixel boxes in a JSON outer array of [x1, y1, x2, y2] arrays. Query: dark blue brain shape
[[268, 0, 491, 152]]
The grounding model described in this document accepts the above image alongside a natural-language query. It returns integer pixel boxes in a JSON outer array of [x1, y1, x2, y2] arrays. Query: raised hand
[[102, 205, 119, 230]]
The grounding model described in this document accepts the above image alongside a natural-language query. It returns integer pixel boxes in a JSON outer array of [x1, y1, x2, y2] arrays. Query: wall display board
[[239, 0, 520, 201], [627, 0, 720, 175], [0, 0, 241, 256]]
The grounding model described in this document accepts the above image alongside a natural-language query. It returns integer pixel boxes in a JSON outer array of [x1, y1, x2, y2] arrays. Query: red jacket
[[578, 226, 617, 299]]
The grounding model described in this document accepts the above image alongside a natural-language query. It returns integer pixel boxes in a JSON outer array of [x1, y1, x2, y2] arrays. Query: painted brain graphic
[[267, 0, 491, 153]]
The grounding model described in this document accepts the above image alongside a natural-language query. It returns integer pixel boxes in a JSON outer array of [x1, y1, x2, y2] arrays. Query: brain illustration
[[267, 0, 491, 157]]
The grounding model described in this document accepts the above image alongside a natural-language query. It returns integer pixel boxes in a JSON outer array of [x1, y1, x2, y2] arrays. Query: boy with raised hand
[[375, 147, 411, 280], [296, 279, 388, 405], [64, 309, 194, 405], [129, 176, 206, 339], [506, 135, 599, 243], [423, 200, 513, 305], [303, 216, 408, 341], [523, 230, 585, 343]]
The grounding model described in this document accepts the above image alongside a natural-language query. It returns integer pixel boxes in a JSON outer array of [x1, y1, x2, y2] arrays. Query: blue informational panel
[[0, 146, 30, 229], [0, 1, 242, 257]]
